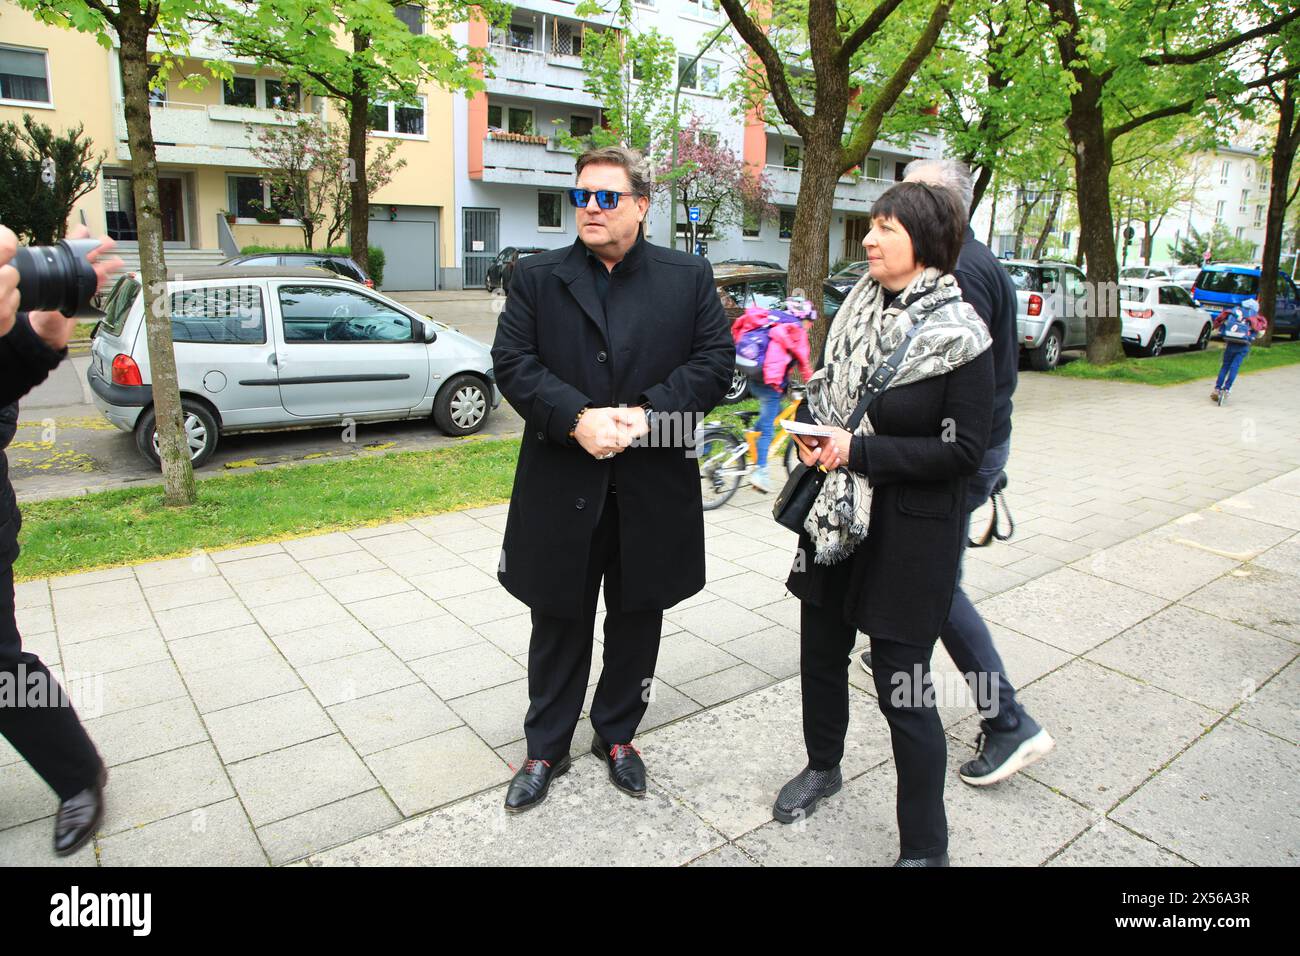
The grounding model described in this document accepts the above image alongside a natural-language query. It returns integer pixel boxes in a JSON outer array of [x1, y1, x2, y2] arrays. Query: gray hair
[[903, 159, 974, 220], [575, 146, 654, 201]]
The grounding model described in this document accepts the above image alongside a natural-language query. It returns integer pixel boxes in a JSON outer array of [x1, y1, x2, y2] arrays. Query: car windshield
[[1120, 284, 1149, 303], [1002, 264, 1042, 292], [98, 274, 141, 336], [1197, 271, 1258, 295]]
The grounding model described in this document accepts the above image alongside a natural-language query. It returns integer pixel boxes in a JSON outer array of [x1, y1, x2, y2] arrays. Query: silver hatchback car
[[87, 267, 500, 468]]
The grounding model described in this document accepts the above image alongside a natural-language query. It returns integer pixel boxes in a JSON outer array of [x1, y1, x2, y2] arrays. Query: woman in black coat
[[775, 183, 994, 866]]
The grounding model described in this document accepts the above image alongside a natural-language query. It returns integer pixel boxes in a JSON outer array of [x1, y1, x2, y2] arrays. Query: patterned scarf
[[802, 267, 992, 563]]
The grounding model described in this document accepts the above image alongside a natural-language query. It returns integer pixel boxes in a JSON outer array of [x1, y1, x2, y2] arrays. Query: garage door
[[368, 206, 440, 291]]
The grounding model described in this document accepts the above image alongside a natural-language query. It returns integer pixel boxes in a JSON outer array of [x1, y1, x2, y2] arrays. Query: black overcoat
[[787, 347, 994, 646], [491, 237, 733, 618]]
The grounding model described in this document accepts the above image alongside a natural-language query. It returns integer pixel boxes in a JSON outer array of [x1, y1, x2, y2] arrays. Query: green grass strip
[[1052, 340, 1300, 385]]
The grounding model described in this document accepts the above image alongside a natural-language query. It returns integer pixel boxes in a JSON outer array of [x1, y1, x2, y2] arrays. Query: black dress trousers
[[0, 565, 104, 801], [523, 489, 663, 760]]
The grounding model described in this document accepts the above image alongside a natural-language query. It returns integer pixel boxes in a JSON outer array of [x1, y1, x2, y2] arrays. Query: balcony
[[484, 45, 598, 109], [113, 100, 318, 168], [764, 165, 894, 214], [481, 135, 579, 187]]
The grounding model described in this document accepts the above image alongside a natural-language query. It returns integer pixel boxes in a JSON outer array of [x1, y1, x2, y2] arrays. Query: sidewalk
[[2, 367, 1298, 866]]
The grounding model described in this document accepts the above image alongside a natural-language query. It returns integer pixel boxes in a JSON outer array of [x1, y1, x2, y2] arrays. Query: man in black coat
[[889, 161, 1055, 786], [1, 223, 117, 854], [491, 147, 733, 811]]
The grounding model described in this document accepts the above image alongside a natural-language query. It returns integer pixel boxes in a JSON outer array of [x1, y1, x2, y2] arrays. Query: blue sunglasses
[[567, 188, 634, 210]]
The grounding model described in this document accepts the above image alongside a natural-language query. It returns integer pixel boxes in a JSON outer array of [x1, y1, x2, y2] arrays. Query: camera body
[[14, 238, 101, 317]]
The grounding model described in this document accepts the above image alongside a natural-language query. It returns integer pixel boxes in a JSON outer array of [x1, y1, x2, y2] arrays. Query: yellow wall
[[0, 6, 117, 236]]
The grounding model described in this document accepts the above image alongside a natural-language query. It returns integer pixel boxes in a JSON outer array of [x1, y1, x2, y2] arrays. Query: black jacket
[[953, 228, 1017, 447], [491, 237, 733, 618], [1, 314, 65, 565], [787, 348, 994, 646]]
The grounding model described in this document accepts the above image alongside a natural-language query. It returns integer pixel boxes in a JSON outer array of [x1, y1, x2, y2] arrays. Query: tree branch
[[717, 0, 810, 139], [1140, 6, 1300, 67], [837, 0, 909, 67]]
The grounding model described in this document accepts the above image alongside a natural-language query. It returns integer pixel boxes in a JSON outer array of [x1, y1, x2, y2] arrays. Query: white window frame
[[222, 74, 260, 108], [0, 43, 54, 109], [225, 173, 301, 226], [1239, 189, 1249, 214], [778, 208, 795, 242], [491, 22, 539, 52], [1215, 200, 1225, 222], [1219, 161, 1230, 185], [782, 143, 802, 170], [537, 191, 565, 233], [678, 55, 721, 96], [370, 95, 428, 140], [506, 106, 535, 136]]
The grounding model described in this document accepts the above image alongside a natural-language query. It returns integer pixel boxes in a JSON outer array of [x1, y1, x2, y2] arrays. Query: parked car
[[1119, 279, 1212, 356], [88, 267, 500, 468], [712, 265, 846, 403], [222, 253, 372, 288], [1169, 265, 1201, 292], [485, 246, 548, 294], [999, 259, 1089, 370], [1191, 264, 1300, 338], [715, 258, 784, 270], [1119, 266, 1170, 280], [826, 260, 869, 293]]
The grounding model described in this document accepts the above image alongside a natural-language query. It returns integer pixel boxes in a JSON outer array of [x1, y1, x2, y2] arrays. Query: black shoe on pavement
[[54, 765, 107, 856], [959, 715, 1055, 786], [858, 649, 873, 676], [591, 734, 646, 797], [893, 852, 950, 867], [504, 755, 572, 813], [773, 765, 842, 824]]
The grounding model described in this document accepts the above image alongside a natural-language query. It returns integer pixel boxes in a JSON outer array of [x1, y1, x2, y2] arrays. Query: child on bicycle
[[1211, 298, 1268, 404], [732, 297, 815, 492]]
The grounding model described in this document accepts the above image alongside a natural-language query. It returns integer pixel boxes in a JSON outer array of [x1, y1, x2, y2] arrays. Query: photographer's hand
[[0, 226, 18, 338], [26, 225, 122, 351]]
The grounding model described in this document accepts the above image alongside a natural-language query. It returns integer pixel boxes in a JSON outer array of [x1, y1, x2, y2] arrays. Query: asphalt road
[[10, 292, 524, 502]]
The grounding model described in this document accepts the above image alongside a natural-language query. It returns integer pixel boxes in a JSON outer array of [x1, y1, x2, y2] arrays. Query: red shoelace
[[522, 758, 551, 773], [609, 743, 640, 761]]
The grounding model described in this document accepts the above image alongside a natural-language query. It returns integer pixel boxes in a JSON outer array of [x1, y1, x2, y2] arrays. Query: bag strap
[[843, 319, 925, 431]]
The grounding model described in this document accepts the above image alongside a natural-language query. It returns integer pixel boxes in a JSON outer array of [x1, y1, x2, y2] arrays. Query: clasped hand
[[574, 406, 650, 459], [795, 427, 853, 471]]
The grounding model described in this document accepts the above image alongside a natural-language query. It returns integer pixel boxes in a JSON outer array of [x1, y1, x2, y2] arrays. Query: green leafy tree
[[1171, 224, 1258, 266], [0, 115, 104, 245]]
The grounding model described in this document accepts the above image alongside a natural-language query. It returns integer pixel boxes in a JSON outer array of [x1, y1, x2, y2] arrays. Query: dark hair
[[869, 181, 966, 274], [575, 146, 654, 201]]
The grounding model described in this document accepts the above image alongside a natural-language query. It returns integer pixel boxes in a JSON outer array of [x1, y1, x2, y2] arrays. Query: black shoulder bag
[[772, 321, 924, 533]]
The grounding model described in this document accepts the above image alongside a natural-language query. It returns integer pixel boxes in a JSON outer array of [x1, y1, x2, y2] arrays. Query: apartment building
[[0, 2, 456, 290], [1155, 144, 1270, 263], [449, 0, 943, 288]]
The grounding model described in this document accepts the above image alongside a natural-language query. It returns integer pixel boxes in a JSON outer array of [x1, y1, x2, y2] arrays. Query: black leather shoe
[[504, 755, 571, 813], [591, 734, 646, 797], [893, 852, 950, 867], [54, 765, 107, 856], [773, 765, 842, 823]]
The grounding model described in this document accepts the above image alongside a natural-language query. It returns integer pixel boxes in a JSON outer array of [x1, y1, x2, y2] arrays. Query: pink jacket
[[764, 321, 814, 391]]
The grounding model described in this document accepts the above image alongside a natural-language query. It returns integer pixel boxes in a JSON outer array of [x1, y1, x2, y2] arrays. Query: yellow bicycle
[[696, 386, 804, 510]]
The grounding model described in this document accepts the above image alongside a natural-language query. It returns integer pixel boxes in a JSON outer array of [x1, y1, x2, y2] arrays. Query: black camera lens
[[14, 238, 101, 317]]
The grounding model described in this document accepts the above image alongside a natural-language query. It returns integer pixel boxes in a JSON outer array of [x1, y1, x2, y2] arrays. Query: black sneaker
[[893, 852, 950, 867], [773, 765, 842, 823], [959, 715, 1054, 786], [858, 649, 872, 676]]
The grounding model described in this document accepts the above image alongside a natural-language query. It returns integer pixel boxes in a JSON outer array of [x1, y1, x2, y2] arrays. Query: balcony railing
[[113, 99, 317, 167], [481, 135, 578, 186], [764, 164, 894, 212]]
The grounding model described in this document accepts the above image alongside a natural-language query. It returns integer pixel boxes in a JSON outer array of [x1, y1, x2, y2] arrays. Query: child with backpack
[[1211, 298, 1268, 404], [731, 299, 815, 492]]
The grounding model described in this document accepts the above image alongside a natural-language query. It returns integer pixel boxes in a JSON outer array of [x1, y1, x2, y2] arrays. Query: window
[[487, 104, 502, 129], [678, 56, 720, 94], [1219, 161, 1230, 184], [1215, 200, 1225, 223], [492, 23, 536, 50], [228, 175, 266, 219], [394, 4, 424, 34], [632, 54, 646, 81], [0, 45, 51, 105], [865, 156, 881, 180], [538, 192, 562, 231], [779, 209, 795, 240], [700, 130, 719, 148], [744, 279, 786, 309], [1255, 204, 1264, 227], [570, 114, 594, 138], [223, 76, 257, 108], [278, 286, 415, 343], [507, 107, 533, 135], [1259, 164, 1270, 187], [554, 21, 583, 56], [1235, 226, 1245, 240], [370, 97, 426, 136], [264, 80, 300, 111], [1240, 189, 1249, 214], [147, 65, 166, 106], [742, 207, 760, 238], [168, 286, 266, 344], [782, 144, 801, 169]]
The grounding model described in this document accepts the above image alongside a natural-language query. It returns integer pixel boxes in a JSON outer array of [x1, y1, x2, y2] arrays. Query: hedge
[[239, 244, 386, 288]]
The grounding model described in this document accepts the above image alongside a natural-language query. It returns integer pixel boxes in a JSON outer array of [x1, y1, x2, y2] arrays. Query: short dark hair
[[869, 181, 966, 274]]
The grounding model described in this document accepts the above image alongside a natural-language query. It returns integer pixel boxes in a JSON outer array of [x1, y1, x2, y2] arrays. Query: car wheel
[[133, 399, 219, 470], [723, 367, 750, 404], [1029, 327, 1062, 371], [1192, 323, 1211, 351], [1139, 325, 1166, 358], [434, 373, 490, 436]]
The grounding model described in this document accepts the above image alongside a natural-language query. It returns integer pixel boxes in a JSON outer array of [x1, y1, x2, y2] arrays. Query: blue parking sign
[[688, 207, 700, 222]]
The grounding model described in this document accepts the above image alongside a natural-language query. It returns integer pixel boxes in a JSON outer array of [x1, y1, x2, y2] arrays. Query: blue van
[[1192, 264, 1300, 338]]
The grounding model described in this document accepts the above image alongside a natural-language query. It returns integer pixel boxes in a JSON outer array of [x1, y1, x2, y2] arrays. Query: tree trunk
[[986, 179, 999, 247], [1065, 76, 1125, 364], [117, 5, 196, 506], [1258, 79, 1298, 349], [1031, 190, 1062, 258], [1011, 190, 1040, 259], [795, 127, 846, 363], [970, 163, 993, 217], [348, 33, 371, 274]]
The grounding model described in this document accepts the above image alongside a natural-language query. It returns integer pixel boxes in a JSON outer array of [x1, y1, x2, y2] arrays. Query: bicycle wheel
[[782, 436, 799, 476], [697, 429, 745, 510]]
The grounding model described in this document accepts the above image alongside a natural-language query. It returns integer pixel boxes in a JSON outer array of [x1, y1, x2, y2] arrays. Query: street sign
[[688, 207, 700, 223]]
